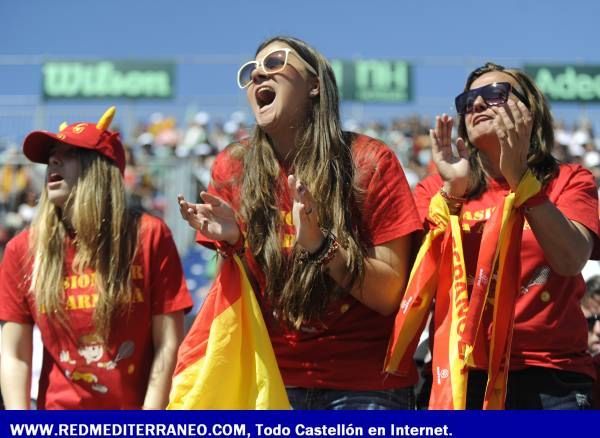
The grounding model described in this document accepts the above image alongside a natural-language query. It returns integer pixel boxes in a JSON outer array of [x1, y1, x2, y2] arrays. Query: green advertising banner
[[524, 64, 600, 102], [42, 61, 175, 100], [331, 59, 412, 102]]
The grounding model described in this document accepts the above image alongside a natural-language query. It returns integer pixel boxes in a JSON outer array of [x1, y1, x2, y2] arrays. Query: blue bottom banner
[[0, 410, 598, 438]]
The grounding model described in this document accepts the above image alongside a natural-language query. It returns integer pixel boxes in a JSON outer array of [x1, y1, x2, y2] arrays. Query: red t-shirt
[[198, 133, 423, 390], [415, 164, 600, 378], [0, 214, 193, 409]]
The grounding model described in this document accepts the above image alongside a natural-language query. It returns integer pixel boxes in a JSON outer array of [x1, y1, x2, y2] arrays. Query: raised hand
[[177, 192, 240, 244], [429, 114, 470, 197], [491, 99, 532, 191], [287, 175, 324, 253]]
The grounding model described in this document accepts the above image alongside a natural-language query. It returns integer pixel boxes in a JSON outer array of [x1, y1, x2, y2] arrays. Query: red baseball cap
[[22, 107, 126, 175]]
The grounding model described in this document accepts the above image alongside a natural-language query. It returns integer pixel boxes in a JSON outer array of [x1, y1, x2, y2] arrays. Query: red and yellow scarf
[[386, 170, 542, 409]]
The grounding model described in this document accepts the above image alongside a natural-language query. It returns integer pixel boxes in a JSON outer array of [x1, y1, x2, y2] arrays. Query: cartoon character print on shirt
[[520, 265, 551, 295], [60, 334, 136, 394], [51, 263, 145, 393]]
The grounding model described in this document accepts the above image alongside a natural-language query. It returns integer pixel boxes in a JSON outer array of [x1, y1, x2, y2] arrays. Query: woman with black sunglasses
[[177, 36, 422, 409], [414, 62, 600, 409]]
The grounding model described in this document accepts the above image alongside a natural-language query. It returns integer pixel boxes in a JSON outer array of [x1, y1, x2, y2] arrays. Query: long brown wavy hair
[[223, 36, 366, 328], [29, 149, 139, 342], [457, 62, 559, 197]]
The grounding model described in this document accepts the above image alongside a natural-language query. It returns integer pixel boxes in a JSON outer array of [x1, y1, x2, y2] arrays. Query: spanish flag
[[168, 256, 290, 409]]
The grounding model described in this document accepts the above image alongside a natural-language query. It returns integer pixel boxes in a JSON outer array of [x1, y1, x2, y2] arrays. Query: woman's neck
[[476, 140, 506, 181], [59, 208, 76, 237], [268, 128, 300, 165]]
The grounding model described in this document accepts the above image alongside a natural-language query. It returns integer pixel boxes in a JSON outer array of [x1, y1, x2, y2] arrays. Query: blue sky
[[2, 0, 600, 136]]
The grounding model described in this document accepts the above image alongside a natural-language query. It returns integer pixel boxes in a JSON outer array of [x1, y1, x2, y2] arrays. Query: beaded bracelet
[[439, 188, 468, 203], [439, 188, 467, 212], [316, 238, 340, 266], [298, 229, 339, 267]]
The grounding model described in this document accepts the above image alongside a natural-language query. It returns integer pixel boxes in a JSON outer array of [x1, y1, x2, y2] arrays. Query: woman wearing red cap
[[0, 108, 192, 409], [177, 36, 422, 409]]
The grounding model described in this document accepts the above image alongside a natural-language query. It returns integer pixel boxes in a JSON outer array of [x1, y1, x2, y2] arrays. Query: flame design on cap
[[96, 106, 116, 130], [59, 122, 68, 132]]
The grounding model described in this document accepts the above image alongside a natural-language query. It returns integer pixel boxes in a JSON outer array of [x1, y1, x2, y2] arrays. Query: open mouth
[[48, 173, 64, 183], [255, 86, 276, 109]]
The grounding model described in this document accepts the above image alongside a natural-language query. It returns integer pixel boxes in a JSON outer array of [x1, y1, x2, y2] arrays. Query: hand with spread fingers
[[429, 113, 470, 197], [491, 99, 532, 190], [287, 174, 323, 253], [177, 192, 240, 245]]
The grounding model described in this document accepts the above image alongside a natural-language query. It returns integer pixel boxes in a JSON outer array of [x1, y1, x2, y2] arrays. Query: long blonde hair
[[223, 36, 366, 328], [29, 149, 139, 341]]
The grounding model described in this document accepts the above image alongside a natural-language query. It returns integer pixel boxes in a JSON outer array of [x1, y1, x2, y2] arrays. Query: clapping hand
[[491, 99, 532, 190], [287, 175, 324, 253], [429, 114, 470, 197], [177, 192, 240, 244]]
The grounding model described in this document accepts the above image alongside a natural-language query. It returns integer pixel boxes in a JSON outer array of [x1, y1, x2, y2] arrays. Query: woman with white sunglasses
[[177, 36, 422, 409], [415, 63, 599, 409]]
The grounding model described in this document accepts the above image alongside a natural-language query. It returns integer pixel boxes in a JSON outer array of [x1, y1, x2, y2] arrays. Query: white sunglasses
[[236, 48, 317, 89]]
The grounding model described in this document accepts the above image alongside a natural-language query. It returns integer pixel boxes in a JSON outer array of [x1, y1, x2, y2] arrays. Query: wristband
[[215, 233, 245, 258], [439, 188, 468, 212], [298, 229, 339, 267], [439, 188, 468, 203]]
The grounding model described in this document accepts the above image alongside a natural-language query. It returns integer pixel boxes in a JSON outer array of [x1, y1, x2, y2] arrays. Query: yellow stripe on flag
[[168, 256, 290, 409]]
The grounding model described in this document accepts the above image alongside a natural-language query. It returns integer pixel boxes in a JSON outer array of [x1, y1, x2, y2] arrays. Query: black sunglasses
[[587, 314, 600, 331], [455, 82, 529, 115]]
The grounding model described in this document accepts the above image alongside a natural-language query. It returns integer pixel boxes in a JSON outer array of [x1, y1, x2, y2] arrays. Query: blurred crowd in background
[[2, 111, 600, 295]]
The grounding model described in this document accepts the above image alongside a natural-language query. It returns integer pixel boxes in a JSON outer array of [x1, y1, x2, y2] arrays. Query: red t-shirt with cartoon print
[[415, 164, 600, 378], [198, 133, 423, 390], [0, 214, 192, 409]]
